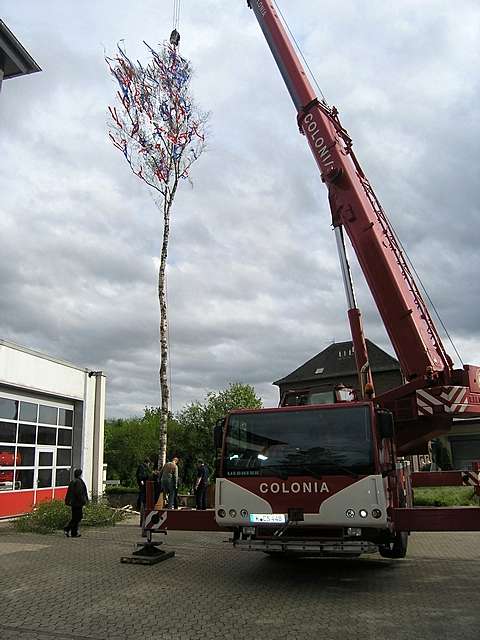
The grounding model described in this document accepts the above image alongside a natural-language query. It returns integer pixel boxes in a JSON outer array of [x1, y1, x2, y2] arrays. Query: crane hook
[[170, 29, 180, 47]]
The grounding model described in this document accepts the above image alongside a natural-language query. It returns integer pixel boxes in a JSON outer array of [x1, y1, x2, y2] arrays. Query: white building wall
[[93, 374, 106, 497], [81, 371, 95, 493], [0, 340, 106, 498], [0, 342, 86, 399]]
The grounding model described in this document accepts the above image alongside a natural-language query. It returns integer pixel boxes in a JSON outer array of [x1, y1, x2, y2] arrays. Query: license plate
[[249, 513, 286, 524]]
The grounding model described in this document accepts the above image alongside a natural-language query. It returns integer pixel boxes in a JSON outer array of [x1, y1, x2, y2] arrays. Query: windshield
[[282, 390, 334, 406], [223, 406, 373, 477]]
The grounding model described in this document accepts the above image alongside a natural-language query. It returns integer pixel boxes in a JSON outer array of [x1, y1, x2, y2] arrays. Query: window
[[16, 447, 35, 467], [0, 394, 74, 494], [0, 446, 17, 466], [0, 398, 18, 420], [57, 449, 71, 466], [57, 429, 73, 446], [18, 424, 36, 444], [56, 468, 70, 486], [38, 427, 56, 446], [309, 391, 335, 404], [19, 402, 38, 423], [224, 406, 373, 476], [38, 451, 54, 467], [0, 421, 17, 443], [58, 409, 73, 427], [39, 405, 57, 425], [15, 469, 34, 490], [0, 446, 17, 489], [37, 469, 53, 488]]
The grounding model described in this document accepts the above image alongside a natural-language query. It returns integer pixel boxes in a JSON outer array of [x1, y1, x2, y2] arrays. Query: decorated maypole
[[106, 4, 208, 467]]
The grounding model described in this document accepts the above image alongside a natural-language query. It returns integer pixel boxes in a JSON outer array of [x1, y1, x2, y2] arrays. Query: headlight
[[347, 527, 362, 537], [229, 509, 237, 518], [345, 509, 355, 518], [240, 509, 249, 518], [359, 509, 368, 518], [217, 509, 226, 518], [371, 508, 382, 519]]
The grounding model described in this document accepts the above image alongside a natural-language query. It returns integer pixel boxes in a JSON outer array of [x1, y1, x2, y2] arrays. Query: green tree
[[174, 383, 262, 490], [104, 383, 262, 491], [104, 410, 174, 486]]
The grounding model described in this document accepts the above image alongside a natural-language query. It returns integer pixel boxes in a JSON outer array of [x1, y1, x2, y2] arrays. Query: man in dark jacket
[[135, 458, 151, 511], [64, 468, 89, 538], [195, 460, 209, 510]]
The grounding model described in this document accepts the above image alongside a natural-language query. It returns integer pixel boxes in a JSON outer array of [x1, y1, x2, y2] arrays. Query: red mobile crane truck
[[212, 1, 480, 558]]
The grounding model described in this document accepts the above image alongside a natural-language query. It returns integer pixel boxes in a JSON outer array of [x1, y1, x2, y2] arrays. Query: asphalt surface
[[0, 518, 479, 640]]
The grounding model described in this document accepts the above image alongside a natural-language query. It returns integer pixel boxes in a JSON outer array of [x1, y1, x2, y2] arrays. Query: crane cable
[[389, 223, 464, 366], [272, 0, 463, 367], [172, 0, 181, 30], [170, 0, 181, 47], [271, 0, 327, 104]]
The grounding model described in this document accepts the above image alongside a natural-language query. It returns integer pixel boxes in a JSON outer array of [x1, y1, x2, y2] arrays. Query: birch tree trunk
[[158, 178, 178, 468], [158, 196, 171, 468]]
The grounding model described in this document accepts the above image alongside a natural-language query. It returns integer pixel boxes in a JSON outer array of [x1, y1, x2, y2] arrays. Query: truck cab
[[215, 403, 411, 558]]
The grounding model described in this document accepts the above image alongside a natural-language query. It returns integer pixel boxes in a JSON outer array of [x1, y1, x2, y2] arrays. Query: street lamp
[[0, 19, 41, 92]]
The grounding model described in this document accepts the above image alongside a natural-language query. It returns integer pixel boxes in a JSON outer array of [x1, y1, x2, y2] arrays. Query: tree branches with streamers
[[106, 40, 207, 198], [106, 40, 208, 468]]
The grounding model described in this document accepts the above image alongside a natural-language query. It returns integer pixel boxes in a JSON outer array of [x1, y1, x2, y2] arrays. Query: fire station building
[[0, 339, 105, 518]]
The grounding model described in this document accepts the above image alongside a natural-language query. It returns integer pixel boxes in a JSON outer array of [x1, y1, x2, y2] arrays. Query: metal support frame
[[334, 226, 373, 395], [120, 480, 175, 565], [412, 470, 478, 488]]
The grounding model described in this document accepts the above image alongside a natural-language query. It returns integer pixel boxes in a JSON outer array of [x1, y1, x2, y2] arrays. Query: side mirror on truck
[[377, 410, 394, 439], [213, 418, 225, 450]]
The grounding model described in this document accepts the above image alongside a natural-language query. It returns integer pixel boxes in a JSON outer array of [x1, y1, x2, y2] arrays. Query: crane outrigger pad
[[120, 538, 175, 565], [120, 550, 175, 565]]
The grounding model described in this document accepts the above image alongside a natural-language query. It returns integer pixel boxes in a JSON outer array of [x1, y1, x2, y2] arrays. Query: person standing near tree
[[161, 456, 179, 509], [136, 457, 151, 528], [64, 468, 89, 538], [195, 460, 209, 510], [136, 458, 151, 511]]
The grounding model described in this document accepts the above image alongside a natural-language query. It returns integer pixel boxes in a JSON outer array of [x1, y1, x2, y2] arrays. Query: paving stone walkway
[[0, 519, 479, 639]]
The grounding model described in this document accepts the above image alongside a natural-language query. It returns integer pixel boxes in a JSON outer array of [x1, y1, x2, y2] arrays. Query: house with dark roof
[[273, 339, 480, 471], [273, 339, 403, 400]]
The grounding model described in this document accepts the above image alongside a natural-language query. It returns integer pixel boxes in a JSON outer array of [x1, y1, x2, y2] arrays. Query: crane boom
[[248, 1, 480, 452], [248, 0, 449, 381]]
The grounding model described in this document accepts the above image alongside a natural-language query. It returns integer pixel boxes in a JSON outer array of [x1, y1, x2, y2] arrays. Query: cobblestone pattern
[[0, 520, 479, 640]]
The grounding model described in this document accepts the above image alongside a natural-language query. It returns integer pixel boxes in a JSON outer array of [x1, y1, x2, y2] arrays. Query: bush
[[82, 499, 129, 527], [13, 499, 70, 534], [12, 499, 129, 534], [105, 485, 138, 494], [413, 486, 478, 507]]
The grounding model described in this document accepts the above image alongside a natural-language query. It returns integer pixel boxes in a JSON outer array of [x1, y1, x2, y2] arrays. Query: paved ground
[[0, 519, 479, 640]]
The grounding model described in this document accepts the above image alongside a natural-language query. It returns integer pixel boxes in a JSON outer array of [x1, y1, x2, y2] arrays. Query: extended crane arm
[[248, 0, 451, 383]]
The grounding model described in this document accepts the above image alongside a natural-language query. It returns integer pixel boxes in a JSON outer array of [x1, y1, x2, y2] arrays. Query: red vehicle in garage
[[0, 449, 21, 490]]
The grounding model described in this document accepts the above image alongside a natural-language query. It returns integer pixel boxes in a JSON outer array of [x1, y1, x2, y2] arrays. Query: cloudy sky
[[1, 0, 479, 418]]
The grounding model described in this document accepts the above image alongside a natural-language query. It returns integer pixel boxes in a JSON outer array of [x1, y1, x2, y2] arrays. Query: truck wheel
[[379, 531, 408, 559]]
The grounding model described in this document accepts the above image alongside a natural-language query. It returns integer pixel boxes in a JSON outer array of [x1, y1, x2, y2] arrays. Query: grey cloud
[[1, 1, 479, 417]]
